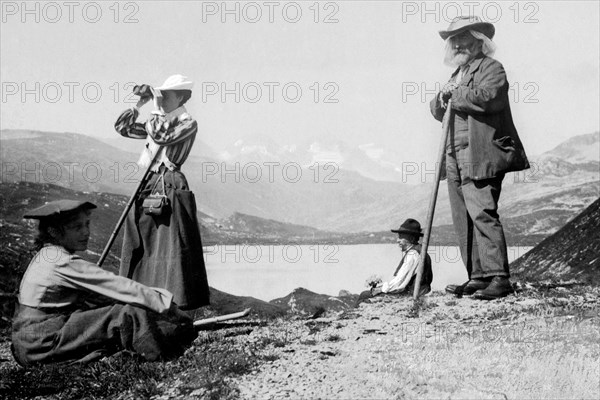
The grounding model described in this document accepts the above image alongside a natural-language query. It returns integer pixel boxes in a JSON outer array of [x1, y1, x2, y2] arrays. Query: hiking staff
[[97, 152, 159, 267], [412, 100, 453, 299]]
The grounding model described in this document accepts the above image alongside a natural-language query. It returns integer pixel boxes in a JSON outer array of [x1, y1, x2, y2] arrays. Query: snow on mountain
[[306, 142, 345, 164], [219, 137, 406, 182], [218, 131, 599, 185], [218, 135, 298, 164]]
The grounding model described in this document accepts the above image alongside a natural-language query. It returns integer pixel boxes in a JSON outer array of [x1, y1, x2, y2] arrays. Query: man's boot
[[445, 281, 468, 295], [462, 279, 491, 295], [472, 276, 513, 300], [446, 279, 489, 297]]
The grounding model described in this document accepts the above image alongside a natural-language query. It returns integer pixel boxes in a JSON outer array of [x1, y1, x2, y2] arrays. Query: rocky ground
[[230, 286, 600, 399], [1, 283, 599, 399]]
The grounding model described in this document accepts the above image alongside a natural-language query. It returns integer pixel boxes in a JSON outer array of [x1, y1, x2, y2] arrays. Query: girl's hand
[[135, 97, 151, 109]]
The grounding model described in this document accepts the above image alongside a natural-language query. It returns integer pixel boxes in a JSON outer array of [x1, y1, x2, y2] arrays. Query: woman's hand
[[132, 84, 153, 109], [135, 96, 151, 109]]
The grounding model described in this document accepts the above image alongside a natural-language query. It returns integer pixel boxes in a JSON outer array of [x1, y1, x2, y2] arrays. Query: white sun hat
[[155, 74, 194, 91]]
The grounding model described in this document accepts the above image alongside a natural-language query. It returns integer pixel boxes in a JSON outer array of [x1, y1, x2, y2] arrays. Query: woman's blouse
[[18, 245, 173, 314], [115, 106, 197, 171]]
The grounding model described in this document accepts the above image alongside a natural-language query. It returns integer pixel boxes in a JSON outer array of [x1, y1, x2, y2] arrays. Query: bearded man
[[430, 16, 529, 300]]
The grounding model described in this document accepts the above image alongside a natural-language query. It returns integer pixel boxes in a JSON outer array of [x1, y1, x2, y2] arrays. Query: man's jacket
[[430, 54, 530, 180]]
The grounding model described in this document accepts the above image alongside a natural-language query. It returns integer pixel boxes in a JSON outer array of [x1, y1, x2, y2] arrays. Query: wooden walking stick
[[413, 100, 453, 299]]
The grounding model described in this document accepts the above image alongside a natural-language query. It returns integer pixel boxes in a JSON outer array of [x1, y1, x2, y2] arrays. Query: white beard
[[444, 50, 474, 68]]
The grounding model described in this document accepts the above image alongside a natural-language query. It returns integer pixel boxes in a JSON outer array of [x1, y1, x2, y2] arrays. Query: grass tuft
[[1, 330, 269, 399], [325, 334, 343, 342]]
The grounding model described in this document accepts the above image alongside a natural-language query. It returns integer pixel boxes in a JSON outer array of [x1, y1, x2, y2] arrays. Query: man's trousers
[[445, 149, 510, 279]]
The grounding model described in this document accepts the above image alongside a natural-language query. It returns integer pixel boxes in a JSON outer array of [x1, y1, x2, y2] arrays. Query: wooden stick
[[413, 100, 453, 299], [193, 308, 251, 327]]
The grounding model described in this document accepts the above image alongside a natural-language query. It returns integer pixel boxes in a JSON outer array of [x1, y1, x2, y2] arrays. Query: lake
[[203, 244, 533, 301]]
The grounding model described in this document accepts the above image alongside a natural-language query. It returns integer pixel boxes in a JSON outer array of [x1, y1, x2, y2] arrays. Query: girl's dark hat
[[23, 200, 97, 219], [391, 218, 424, 237], [439, 16, 495, 40]]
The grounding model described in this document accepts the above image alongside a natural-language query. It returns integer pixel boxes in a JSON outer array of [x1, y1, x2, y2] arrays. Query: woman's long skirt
[[120, 169, 210, 310]]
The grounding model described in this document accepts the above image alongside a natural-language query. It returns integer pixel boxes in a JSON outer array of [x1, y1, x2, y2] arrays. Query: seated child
[[356, 219, 433, 306], [11, 200, 196, 366]]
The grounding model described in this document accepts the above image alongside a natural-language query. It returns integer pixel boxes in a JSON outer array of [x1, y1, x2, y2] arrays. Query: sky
[[1, 0, 599, 168]]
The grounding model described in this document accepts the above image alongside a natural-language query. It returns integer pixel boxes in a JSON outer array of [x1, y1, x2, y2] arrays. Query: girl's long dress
[[115, 107, 210, 310]]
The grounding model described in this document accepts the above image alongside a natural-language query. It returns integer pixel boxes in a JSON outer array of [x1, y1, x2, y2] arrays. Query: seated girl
[[11, 200, 196, 366]]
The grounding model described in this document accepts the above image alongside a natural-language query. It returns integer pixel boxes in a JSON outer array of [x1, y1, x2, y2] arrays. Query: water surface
[[204, 244, 532, 301]]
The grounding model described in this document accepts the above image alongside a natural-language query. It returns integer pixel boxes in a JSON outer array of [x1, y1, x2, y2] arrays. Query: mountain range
[[1, 129, 598, 241]]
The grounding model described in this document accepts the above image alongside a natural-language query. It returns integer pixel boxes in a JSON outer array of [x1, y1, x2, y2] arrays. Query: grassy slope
[[512, 197, 600, 285], [1, 286, 598, 399]]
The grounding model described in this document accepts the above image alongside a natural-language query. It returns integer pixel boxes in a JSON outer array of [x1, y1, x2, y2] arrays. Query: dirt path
[[234, 290, 600, 399]]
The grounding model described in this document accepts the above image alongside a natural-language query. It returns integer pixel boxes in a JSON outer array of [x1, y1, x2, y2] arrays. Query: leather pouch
[[142, 172, 170, 216]]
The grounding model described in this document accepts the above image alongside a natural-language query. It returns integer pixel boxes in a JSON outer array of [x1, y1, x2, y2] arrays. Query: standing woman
[[115, 74, 209, 310]]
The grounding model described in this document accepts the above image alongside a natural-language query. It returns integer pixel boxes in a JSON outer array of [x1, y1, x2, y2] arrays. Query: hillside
[[0, 130, 144, 196], [512, 197, 600, 284]]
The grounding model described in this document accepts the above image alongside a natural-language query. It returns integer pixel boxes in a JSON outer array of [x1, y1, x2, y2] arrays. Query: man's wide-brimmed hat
[[23, 200, 97, 220], [155, 74, 194, 91], [439, 16, 495, 40], [391, 218, 424, 237]]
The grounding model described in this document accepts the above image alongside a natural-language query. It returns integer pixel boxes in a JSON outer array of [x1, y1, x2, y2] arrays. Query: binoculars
[[132, 84, 154, 99]]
